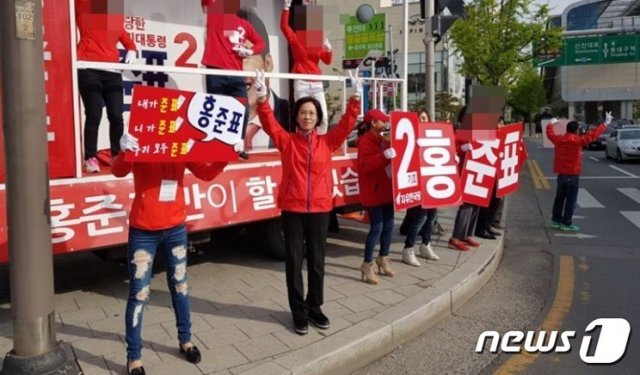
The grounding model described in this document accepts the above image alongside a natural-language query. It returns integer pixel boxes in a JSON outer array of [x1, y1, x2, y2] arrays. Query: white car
[[605, 128, 640, 162]]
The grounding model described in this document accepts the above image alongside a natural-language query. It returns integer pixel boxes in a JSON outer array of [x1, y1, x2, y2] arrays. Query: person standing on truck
[[75, 0, 138, 173], [281, 0, 333, 134], [201, 0, 265, 159], [113, 134, 240, 375], [252, 68, 362, 335], [355, 109, 397, 285]]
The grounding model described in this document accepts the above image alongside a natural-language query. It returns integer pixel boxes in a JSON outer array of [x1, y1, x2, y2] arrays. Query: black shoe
[[293, 319, 309, 335], [476, 231, 496, 240], [128, 365, 145, 375], [238, 151, 250, 160], [180, 344, 201, 364], [308, 310, 330, 330], [486, 228, 501, 237]]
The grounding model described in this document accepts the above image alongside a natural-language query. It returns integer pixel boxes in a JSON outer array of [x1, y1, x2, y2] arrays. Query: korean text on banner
[[460, 138, 501, 207], [496, 123, 524, 197], [417, 122, 462, 208], [126, 85, 245, 162], [390, 112, 422, 210]]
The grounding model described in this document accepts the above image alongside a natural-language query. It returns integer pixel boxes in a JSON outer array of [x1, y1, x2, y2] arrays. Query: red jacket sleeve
[[320, 48, 333, 65], [358, 138, 388, 174], [187, 161, 227, 181], [325, 96, 361, 151], [545, 124, 560, 144], [244, 20, 265, 56], [257, 100, 290, 151], [119, 31, 137, 51], [201, 0, 209, 7], [280, 10, 306, 63], [111, 152, 132, 177], [579, 123, 607, 146]]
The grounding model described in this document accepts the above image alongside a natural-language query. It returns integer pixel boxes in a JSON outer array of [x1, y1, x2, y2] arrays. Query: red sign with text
[[127, 85, 246, 162], [460, 138, 501, 207], [417, 122, 462, 208], [496, 123, 524, 197], [390, 112, 422, 210]]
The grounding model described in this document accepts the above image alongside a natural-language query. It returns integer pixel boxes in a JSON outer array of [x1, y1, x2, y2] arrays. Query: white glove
[[236, 46, 254, 58], [120, 132, 139, 152], [323, 38, 332, 51], [605, 111, 613, 126], [549, 117, 559, 125], [460, 143, 473, 152], [233, 140, 245, 153], [253, 69, 268, 99], [383, 148, 397, 159], [284, 0, 292, 10], [348, 68, 363, 97], [124, 50, 137, 64]]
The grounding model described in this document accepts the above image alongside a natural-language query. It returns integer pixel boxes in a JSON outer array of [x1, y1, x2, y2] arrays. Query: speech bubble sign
[[187, 93, 246, 145]]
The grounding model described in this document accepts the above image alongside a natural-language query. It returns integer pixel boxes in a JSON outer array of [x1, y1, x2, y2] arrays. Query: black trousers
[[476, 196, 502, 234], [452, 203, 480, 240], [78, 69, 124, 159], [281, 211, 330, 321]]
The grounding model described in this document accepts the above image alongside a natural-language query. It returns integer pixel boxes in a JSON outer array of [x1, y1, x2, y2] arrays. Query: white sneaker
[[402, 247, 421, 267], [420, 242, 440, 260], [83, 157, 100, 173]]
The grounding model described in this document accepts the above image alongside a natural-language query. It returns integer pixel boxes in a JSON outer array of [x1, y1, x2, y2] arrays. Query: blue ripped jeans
[[125, 223, 191, 362]]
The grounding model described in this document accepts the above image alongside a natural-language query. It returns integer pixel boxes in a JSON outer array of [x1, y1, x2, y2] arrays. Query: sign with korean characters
[[390, 112, 422, 210], [344, 13, 385, 60], [127, 85, 245, 162], [417, 122, 462, 208], [460, 138, 501, 207], [536, 34, 640, 67], [495, 123, 524, 197]]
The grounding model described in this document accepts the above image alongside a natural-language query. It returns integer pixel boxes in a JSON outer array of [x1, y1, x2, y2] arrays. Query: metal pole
[[424, 0, 435, 119], [402, 0, 409, 110], [389, 25, 396, 110], [0, 1, 78, 373], [372, 58, 377, 109]]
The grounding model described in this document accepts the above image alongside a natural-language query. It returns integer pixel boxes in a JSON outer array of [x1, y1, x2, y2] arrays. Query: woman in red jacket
[[113, 134, 231, 375], [75, 0, 137, 173], [281, 0, 333, 134], [356, 109, 397, 284], [252, 69, 362, 335]]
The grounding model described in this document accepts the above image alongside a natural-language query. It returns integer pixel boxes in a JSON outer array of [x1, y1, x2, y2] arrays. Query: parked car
[[585, 125, 612, 150], [609, 119, 635, 129], [604, 128, 640, 162]]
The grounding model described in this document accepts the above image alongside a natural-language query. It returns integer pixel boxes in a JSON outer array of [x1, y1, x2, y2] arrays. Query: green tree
[[449, 0, 561, 86], [435, 92, 462, 121], [509, 66, 546, 123]]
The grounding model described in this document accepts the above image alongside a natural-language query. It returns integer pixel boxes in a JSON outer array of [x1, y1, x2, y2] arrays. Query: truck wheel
[[254, 218, 286, 260]]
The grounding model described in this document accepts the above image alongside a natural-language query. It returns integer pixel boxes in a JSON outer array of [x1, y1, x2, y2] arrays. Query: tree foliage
[[509, 65, 546, 122], [448, 0, 561, 86]]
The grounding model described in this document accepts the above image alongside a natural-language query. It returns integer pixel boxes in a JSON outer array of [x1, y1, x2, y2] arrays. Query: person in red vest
[[113, 134, 238, 375], [252, 68, 362, 335], [200, 0, 265, 159], [546, 112, 611, 231], [75, 0, 137, 173], [356, 109, 396, 284], [281, 0, 333, 134]]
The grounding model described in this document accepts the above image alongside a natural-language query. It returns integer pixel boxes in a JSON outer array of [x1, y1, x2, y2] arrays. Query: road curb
[[241, 234, 505, 375]]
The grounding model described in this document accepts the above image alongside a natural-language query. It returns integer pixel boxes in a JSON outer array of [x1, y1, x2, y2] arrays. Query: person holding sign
[[75, 0, 138, 173], [281, 0, 333, 134], [113, 133, 232, 375], [253, 68, 362, 335], [546, 113, 611, 231], [356, 109, 397, 284]]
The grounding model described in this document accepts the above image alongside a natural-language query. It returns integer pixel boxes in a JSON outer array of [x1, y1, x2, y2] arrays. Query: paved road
[[356, 138, 640, 374]]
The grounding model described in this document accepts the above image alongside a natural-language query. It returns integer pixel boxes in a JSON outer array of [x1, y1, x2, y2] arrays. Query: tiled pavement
[[0, 208, 503, 374]]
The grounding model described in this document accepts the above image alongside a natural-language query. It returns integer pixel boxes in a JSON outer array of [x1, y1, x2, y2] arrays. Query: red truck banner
[[126, 85, 246, 162], [496, 123, 524, 197], [417, 122, 462, 208], [390, 112, 422, 211]]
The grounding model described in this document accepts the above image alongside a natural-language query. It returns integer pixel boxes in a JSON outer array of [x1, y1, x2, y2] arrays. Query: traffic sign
[[344, 14, 386, 60], [535, 33, 640, 67]]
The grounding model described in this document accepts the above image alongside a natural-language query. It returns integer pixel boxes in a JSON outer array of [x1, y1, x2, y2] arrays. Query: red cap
[[364, 109, 389, 124]]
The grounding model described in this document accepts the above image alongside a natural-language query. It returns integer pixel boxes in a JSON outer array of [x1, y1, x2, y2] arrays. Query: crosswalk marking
[[609, 165, 638, 177], [577, 188, 604, 208], [620, 211, 640, 230], [618, 188, 640, 205]]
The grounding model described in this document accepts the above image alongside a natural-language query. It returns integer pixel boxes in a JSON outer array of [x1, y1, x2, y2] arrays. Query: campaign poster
[[390, 111, 422, 210], [496, 123, 523, 197]]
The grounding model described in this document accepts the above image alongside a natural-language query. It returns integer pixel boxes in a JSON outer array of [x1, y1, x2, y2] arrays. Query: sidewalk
[[0, 208, 504, 375]]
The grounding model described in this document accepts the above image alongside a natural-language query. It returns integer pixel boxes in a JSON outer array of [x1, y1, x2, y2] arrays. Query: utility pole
[[0, 1, 79, 374], [424, 0, 435, 119]]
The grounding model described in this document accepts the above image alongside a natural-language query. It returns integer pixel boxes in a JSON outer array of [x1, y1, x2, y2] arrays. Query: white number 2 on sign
[[395, 118, 419, 189]]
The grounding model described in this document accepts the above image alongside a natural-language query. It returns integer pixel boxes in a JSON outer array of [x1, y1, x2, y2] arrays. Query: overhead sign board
[[535, 34, 640, 67], [344, 13, 386, 60]]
